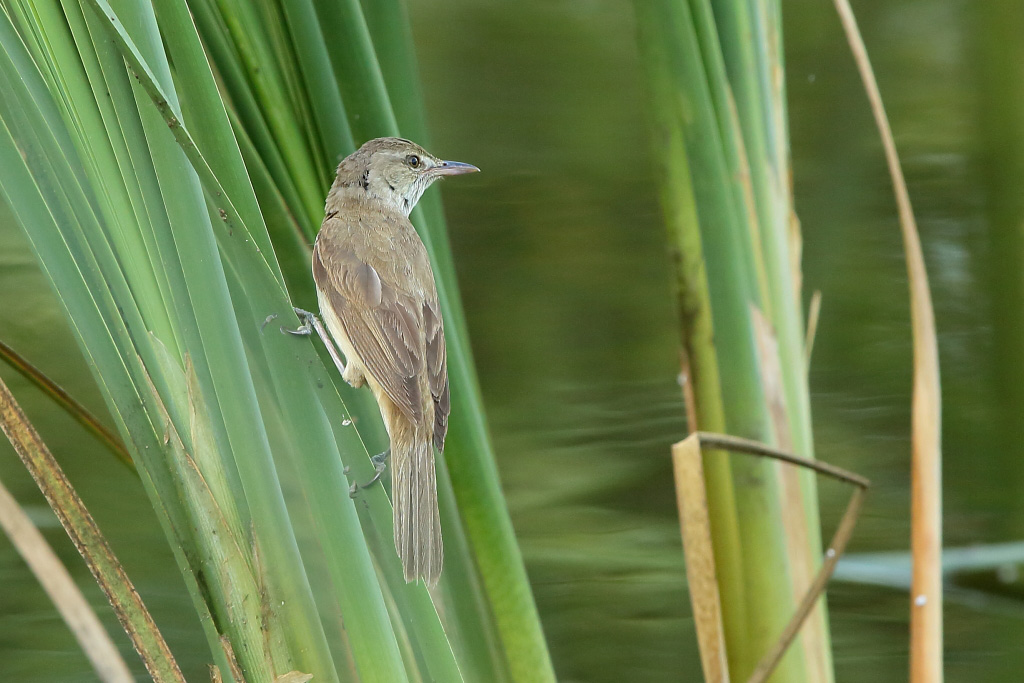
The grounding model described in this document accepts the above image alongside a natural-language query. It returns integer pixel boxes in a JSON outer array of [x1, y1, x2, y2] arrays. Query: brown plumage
[[311, 137, 476, 586]]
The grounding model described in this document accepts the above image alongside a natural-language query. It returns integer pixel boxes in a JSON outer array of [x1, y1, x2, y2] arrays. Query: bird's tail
[[392, 429, 443, 586]]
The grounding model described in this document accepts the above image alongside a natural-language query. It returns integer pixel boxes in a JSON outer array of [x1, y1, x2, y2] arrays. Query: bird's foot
[[349, 449, 390, 497], [281, 307, 317, 336], [282, 308, 351, 380]]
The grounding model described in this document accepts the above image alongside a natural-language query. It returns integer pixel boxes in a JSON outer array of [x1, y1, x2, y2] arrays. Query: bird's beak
[[432, 160, 480, 176]]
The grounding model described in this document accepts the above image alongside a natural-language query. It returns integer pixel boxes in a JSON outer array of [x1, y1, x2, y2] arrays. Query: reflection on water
[[1, 0, 1022, 680], [416, 0, 1024, 680]]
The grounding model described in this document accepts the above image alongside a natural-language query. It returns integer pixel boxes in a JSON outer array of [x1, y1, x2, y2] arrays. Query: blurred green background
[[2, 0, 1022, 680]]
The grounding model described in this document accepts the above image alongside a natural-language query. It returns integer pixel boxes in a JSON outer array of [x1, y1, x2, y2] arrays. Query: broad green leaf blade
[[152, 0, 284, 285], [199, 0, 326, 219], [311, 0, 397, 141], [0, 18, 237, 677], [188, 0, 317, 228], [273, 0, 355, 164], [84, 2, 464, 680], [4, 1, 338, 678]]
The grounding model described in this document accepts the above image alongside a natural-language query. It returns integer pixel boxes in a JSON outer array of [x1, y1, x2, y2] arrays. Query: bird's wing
[[423, 297, 449, 452], [313, 236, 425, 423]]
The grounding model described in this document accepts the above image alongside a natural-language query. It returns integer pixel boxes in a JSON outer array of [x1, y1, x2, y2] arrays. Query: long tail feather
[[392, 431, 443, 586]]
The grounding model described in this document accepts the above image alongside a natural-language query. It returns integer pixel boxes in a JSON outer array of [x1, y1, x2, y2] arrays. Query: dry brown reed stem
[[830, 2, 944, 681], [672, 431, 869, 683], [672, 434, 731, 683], [0, 474, 133, 682], [0, 375, 186, 683], [0, 339, 132, 468]]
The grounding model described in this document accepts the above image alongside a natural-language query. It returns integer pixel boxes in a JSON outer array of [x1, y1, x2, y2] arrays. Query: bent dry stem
[[828, 1, 944, 680], [671, 431, 869, 683]]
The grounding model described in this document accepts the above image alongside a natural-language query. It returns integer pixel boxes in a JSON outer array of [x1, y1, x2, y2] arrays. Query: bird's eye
[[406, 154, 421, 169]]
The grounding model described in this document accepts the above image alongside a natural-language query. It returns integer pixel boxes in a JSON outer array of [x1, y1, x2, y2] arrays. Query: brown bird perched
[[287, 137, 478, 586]]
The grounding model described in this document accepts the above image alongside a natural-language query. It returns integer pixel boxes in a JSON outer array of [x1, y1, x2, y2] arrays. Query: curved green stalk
[[636, 10, 748, 671], [637, 0, 831, 681]]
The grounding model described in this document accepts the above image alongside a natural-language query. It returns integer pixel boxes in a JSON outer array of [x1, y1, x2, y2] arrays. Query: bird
[[288, 137, 478, 586]]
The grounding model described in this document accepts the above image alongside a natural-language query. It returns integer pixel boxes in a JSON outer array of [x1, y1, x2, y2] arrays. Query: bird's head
[[332, 137, 479, 215]]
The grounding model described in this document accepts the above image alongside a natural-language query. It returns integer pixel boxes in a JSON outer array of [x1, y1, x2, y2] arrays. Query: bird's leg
[[283, 307, 347, 378], [349, 449, 390, 496]]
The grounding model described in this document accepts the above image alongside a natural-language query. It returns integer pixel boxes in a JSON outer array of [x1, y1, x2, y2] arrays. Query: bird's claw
[[349, 449, 390, 495], [370, 450, 390, 469], [281, 307, 316, 336]]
